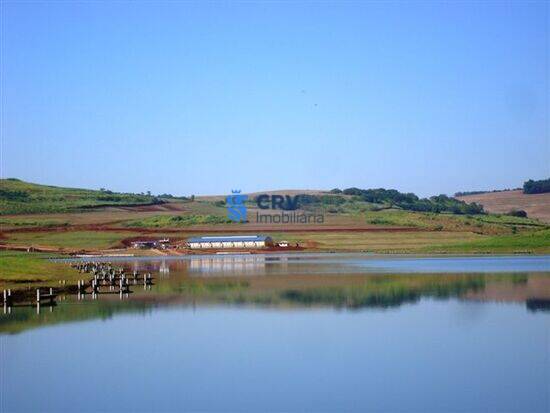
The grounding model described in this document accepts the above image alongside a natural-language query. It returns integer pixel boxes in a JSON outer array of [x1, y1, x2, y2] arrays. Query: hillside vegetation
[[0, 179, 164, 214], [298, 188, 485, 214], [0, 251, 75, 287], [122, 214, 232, 228]]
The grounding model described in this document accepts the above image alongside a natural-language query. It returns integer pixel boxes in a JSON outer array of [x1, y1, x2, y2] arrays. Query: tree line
[[523, 178, 550, 194], [308, 188, 485, 215]]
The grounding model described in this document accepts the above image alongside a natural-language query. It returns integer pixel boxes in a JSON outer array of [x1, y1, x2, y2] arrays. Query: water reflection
[[1, 255, 550, 334], [2, 255, 549, 413], [189, 255, 267, 275]]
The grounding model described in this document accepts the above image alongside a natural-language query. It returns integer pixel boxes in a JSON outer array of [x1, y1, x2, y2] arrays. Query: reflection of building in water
[[159, 260, 170, 276], [189, 256, 266, 275]]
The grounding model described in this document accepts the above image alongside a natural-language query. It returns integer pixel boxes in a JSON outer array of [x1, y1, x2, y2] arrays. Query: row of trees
[[451, 178, 550, 197], [327, 188, 484, 215]]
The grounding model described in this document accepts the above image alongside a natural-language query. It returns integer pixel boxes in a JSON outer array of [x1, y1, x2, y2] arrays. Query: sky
[[1, 1, 548, 197]]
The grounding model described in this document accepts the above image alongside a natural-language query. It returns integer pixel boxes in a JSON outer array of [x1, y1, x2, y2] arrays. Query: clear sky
[[1, 1, 548, 197]]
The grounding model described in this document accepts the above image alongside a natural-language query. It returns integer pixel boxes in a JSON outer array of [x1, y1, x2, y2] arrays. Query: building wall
[[188, 240, 268, 249]]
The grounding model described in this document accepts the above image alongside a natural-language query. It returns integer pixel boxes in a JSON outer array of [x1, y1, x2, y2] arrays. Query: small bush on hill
[[507, 210, 528, 218]]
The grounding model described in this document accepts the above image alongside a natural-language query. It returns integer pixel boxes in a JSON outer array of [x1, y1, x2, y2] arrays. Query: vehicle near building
[[131, 238, 171, 249]]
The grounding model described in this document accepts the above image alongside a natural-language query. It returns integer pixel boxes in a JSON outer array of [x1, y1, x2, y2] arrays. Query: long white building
[[186, 235, 273, 249]]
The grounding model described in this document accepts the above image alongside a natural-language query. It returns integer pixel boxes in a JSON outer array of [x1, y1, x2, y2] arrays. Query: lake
[[1, 254, 549, 412]]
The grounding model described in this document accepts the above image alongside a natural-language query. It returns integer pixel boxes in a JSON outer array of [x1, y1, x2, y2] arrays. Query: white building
[[187, 235, 273, 249]]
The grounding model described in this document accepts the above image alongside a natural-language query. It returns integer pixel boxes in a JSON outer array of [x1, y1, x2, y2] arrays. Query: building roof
[[187, 235, 271, 243]]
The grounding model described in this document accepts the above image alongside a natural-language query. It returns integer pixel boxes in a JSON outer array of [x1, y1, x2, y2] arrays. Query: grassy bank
[[424, 229, 550, 254], [0, 251, 76, 288], [360, 209, 546, 235], [2, 230, 140, 250]]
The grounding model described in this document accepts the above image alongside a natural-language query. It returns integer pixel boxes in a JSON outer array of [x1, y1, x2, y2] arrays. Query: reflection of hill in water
[[279, 277, 485, 309], [2, 273, 549, 334], [0, 300, 152, 335]]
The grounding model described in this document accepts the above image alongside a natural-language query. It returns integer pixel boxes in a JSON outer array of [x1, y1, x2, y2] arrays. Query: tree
[[523, 178, 550, 194]]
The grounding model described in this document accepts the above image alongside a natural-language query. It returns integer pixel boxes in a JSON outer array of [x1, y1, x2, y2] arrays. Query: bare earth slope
[[457, 190, 550, 223]]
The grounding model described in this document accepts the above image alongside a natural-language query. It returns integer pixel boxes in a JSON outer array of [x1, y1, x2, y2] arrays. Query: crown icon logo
[[231, 189, 241, 194]]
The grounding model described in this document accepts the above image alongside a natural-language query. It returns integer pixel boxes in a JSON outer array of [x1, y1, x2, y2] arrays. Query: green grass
[[0, 217, 69, 228], [360, 209, 547, 235], [3, 231, 139, 249], [0, 251, 75, 287], [0, 178, 162, 214], [121, 214, 232, 228], [268, 230, 484, 252], [424, 229, 550, 253]]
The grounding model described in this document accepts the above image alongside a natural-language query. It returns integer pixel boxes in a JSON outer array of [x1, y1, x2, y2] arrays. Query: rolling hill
[[457, 190, 550, 223], [0, 179, 165, 215]]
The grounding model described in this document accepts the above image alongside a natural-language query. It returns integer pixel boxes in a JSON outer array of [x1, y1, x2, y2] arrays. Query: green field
[[121, 214, 232, 228], [359, 209, 546, 235], [424, 229, 550, 253], [0, 251, 75, 287], [2, 231, 141, 250]]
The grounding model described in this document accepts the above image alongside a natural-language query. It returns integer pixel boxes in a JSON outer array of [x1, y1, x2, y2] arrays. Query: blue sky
[[1, 1, 548, 197]]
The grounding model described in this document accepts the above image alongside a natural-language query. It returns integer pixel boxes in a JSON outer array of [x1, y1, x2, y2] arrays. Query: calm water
[[1, 254, 549, 413]]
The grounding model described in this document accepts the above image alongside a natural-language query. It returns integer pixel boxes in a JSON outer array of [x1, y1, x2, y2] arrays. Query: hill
[[202, 187, 485, 215], [457, 190, 550, 223], [0, 179, 165, 215], [0, 180, 548, 256]]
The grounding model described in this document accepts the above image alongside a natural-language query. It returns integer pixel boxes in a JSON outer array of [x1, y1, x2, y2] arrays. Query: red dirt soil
[[0, 224, 425, 235]]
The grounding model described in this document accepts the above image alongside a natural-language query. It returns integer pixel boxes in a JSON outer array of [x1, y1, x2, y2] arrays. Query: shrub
[[507, 210, 528, 218]]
